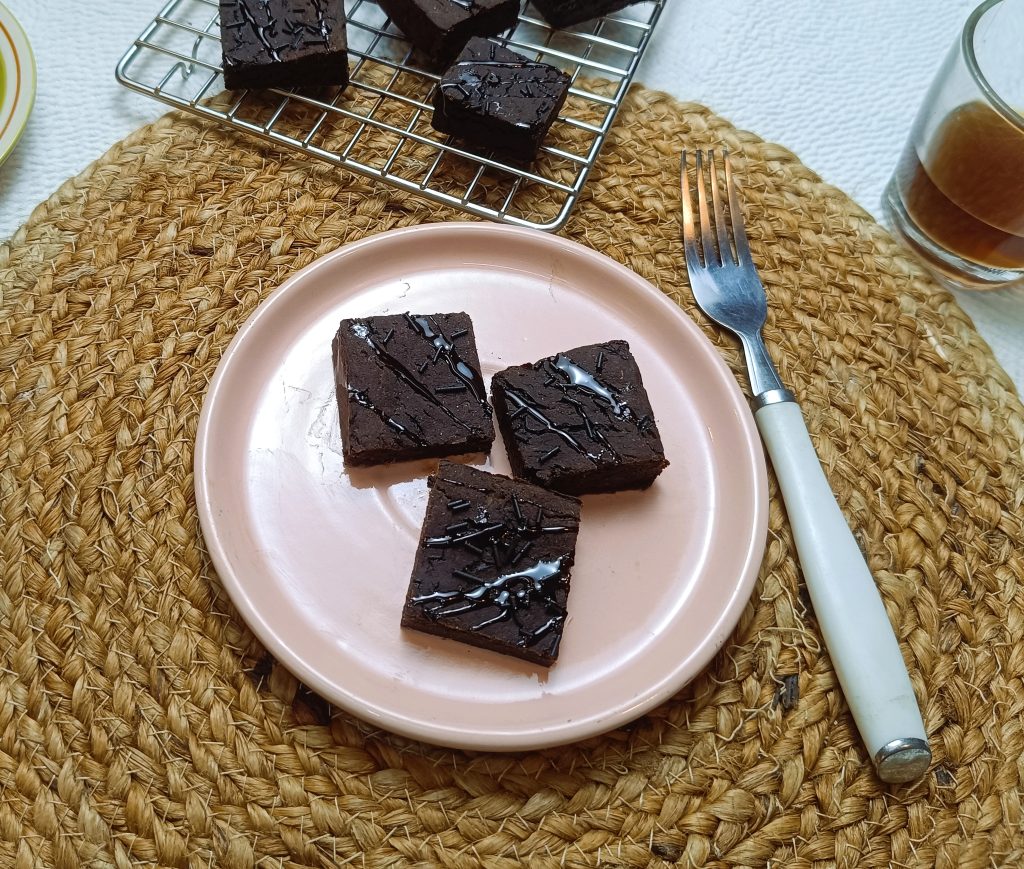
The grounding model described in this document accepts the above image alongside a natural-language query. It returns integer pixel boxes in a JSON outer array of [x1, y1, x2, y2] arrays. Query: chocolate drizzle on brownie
[[219, 0, 349, 90], [402, 462, 581, 665], [412, 556, 568, 649], [501, 388, 600, 459], [552, 354, 629, 417], [375, 0, 519, 67], [346, 387, 427, 445], [350, 321, 475, 432], [333, 312, 494, 465], [432, 38, 570, 160], [404, 314, 490, 412], [490, 340, 668, 494]]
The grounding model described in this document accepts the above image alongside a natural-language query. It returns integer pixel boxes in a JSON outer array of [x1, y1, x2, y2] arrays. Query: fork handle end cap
[[875, 738, 932, 784]]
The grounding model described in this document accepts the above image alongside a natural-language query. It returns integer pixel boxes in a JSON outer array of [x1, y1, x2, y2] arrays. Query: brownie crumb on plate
[[332, 312, 494, 465], [402, 462, 581, 666], [491, 340, 669, 494]]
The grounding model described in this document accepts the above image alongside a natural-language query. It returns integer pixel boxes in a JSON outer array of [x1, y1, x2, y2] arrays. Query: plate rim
[[0, 1, 35, 167], [194, 222, 769, 749]]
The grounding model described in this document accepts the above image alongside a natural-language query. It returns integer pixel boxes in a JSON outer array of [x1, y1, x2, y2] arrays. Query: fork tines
[[680, 149, 753, 270]]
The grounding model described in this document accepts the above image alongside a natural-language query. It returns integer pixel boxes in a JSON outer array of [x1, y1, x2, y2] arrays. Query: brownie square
[[531, 0, 646, 28], [491, 340, 669, 494], [219, 0, 349, 90], [377, 0, 519, 67], [332, 312, 494, 465], [432, 38, 570, 162], [402, 462, 581, 666]]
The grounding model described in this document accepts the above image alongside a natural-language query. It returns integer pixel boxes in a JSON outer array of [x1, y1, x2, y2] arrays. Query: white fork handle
[[755, 400, 929, 783]]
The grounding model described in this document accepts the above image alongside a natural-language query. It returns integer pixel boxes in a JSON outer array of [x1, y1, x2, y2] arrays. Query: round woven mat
[[2, 86, 1023, 868]]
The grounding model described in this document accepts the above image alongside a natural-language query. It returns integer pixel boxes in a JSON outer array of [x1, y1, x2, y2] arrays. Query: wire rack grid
[[116, 0, 664, 231]]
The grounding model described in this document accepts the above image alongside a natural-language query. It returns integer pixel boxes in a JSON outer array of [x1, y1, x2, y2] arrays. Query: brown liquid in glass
[[896, 100, 1024, 270]]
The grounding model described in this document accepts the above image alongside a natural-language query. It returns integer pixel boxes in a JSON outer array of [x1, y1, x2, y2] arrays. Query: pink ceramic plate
[[195, 223, 768, 750]]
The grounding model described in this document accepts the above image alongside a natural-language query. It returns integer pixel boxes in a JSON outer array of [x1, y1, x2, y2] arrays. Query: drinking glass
[[884, 0, 1024, 291]]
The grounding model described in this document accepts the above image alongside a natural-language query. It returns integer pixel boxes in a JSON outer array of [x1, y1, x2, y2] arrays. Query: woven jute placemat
[[2, 85, 1023, 868]]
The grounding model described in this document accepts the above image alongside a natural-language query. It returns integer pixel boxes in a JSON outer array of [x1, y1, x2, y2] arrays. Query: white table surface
[[1, 0, 1021, 393]]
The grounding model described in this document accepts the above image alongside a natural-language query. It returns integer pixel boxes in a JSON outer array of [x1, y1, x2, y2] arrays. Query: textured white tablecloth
[[1, 0, 1021, 391]]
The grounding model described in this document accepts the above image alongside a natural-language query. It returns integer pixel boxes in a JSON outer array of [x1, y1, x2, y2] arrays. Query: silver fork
[[680, 150, 930, 784]]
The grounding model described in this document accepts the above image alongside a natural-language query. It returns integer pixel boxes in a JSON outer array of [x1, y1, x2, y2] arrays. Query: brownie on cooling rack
[[219, 0, 349, 90], [432, 38, 570, 162], [491, 340, 669, 494], [377, 0, 519, 67], [332, 312, 494, 465], [531, 0, 646, 28], [402, 462, 582, 666]]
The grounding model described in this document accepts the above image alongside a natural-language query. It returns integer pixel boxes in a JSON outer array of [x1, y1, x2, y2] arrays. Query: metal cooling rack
[[116, 0, 664, 230]]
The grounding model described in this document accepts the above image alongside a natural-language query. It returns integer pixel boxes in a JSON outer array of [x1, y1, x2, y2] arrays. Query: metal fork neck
[[738, 333, 794, 408]]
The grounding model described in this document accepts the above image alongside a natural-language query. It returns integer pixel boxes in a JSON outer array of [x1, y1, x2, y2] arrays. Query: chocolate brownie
[[377, 0, 519, 67], [332, 312, 494, 465], [491, 340, 668, 494], [219, 0, 349, 90], [401, 462, 581, 666], [432, 38, 570, 162], [531, 0, 646, 28]]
